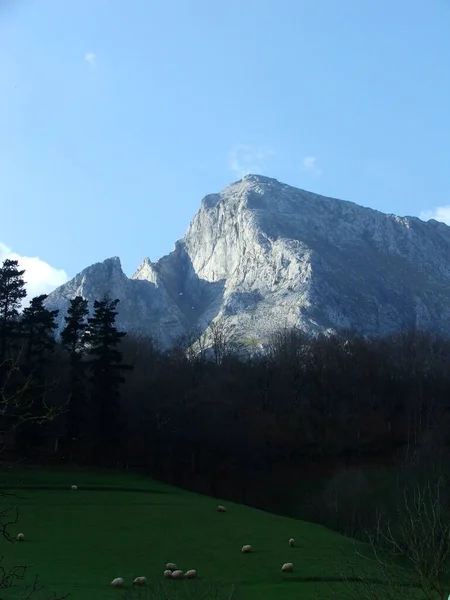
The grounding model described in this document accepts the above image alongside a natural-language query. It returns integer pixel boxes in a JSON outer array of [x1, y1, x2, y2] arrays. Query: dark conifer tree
[[0, 259, 27, 365], [21, 294, 59, 379], [16, 294, 59, 452], [0, 259, 27, 426], [87, 294, 132, 464], [60, 296, 89, 456]]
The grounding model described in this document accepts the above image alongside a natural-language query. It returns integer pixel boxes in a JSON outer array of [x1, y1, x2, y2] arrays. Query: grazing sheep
[[165, 562, 177, 571], [172, 570, 184, 579], [289, 538, 295, 547], [16, 533, 25, 542], [281, 563, 294, 572], [241, 545, 252, 553], [184, 570, 197, 579], [71, 485, 78, 490], [217, 505, 226, 512], [110, 577, 124, 587], [132, 577, 147, 586], [163, 570, 173, 579]]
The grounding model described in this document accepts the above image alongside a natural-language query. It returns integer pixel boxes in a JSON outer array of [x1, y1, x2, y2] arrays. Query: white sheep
[[132, 576, 147, 586], [289, 538, 295, 547], [184, 570, 197, 579], [16, 533, 25, 542], [163, 570, 173, 578], [71, 485, 78, 490], [172, 570, 184, 579], [165, 562, 177, 570], [281, 563, 294, 572], [217, 505, 227, 512], [110, 577, 124, 587], [241, 544, 252, 553]]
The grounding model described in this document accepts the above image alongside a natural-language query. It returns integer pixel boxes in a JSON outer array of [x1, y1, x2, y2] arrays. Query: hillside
[[1, 469, 392, 600]]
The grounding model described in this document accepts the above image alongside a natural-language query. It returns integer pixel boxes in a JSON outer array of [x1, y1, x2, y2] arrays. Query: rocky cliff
[[44, 174, 450, 347]]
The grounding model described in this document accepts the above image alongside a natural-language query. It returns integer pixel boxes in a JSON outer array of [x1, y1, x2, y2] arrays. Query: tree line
[[0, 258, 131, 466], [2, 257, 450, 531]]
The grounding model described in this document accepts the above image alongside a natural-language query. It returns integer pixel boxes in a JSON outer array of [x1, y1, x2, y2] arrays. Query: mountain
[[44, 256, 186, 348], [44, 174, 450, 348]]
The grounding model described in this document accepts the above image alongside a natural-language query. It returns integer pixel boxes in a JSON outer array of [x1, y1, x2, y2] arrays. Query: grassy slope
[[0, 469, 400, 600]]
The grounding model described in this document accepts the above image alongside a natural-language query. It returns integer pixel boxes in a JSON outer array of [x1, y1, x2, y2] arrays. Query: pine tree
[[16, 294, 59, 453], [21, 294, 59, 379], [60, 296, 89, 453], [87, 294, 132, 464], [0, 259, 27, 365]]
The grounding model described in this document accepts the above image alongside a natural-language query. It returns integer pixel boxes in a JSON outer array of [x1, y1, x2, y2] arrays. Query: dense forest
[[2, 257, 450, 537]]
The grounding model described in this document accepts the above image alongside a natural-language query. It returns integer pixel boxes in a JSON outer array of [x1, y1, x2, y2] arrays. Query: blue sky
[[1, 0, 449, 296]]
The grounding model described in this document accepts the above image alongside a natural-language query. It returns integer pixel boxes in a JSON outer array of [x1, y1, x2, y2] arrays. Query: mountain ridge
[[44, 174, 450, 347]]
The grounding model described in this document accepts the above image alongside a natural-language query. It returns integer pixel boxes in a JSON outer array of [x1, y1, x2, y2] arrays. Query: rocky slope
[[44, 174, 450, 348]]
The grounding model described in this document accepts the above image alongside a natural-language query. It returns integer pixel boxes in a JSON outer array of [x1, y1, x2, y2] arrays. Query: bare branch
[[340, 476, 450, 600]]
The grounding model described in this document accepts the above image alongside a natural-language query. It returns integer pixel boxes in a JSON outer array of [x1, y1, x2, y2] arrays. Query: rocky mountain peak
[[132, 257, 158, 283], [44, 175, 450, 349]]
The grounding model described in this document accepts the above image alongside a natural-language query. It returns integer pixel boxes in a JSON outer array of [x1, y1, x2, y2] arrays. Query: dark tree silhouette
[[87, 294, 132, 465], [20, 294, 59, 379], [0, 259, 27, 370], [60, 296, 89, 458], [16, 294, 59, 452]]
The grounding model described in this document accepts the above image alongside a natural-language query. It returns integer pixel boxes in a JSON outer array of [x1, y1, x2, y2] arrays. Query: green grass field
[[0, 468, 416, 600]]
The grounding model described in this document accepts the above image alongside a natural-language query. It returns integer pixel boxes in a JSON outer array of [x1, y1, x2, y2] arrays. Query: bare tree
[[191, 320, 236, 365], [0, 358, 69, 599], [332, 477, 450, 600], [0, 352, 64, 429]]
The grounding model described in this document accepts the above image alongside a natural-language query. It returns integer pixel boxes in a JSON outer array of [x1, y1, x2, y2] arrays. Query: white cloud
[[84, 52, 96, 66], [419, 206, 450, 225], [0, 243, 69, 305], [301, 156, 322, 176], [228, 144, 274, 178]]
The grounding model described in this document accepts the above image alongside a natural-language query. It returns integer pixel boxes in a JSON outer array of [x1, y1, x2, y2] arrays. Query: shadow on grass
[[282, 576, 422, 588], [0, 485, 169, 494], [122, 579, 237, 600], [120, 576, 422, 600]]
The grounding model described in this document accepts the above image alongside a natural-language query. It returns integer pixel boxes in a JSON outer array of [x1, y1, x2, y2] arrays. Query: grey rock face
[[45, 256, 186, 348], [44, 174, 450, 347]]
